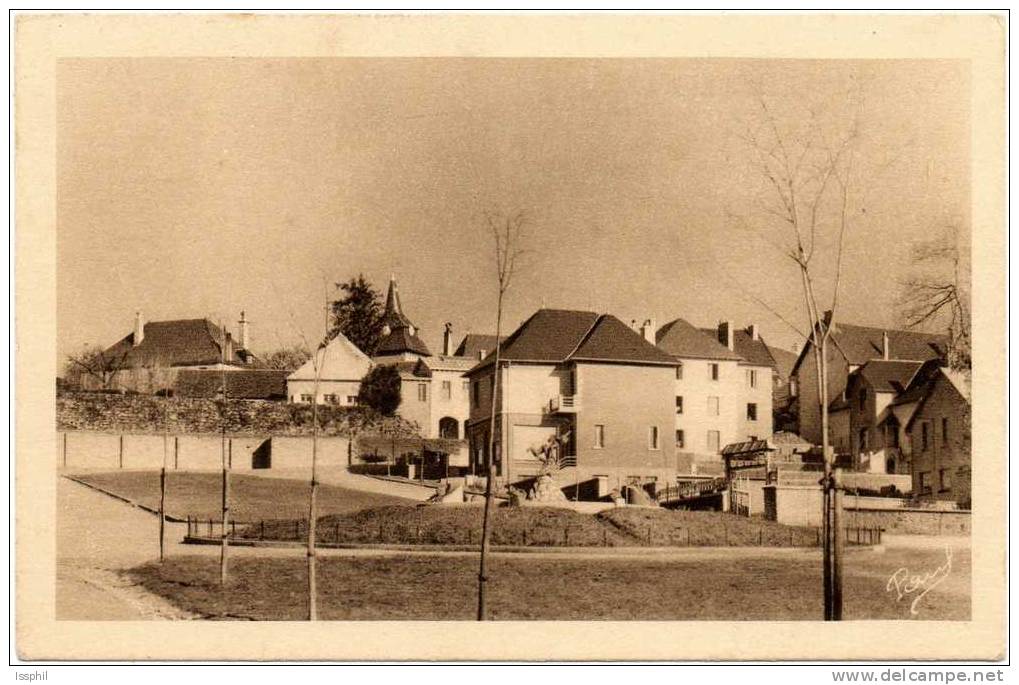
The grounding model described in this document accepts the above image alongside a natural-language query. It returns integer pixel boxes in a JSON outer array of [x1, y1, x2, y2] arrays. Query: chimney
[[747, 323, 759, 341], [640, 318, 656, 344], [443, 322, 453, 356], [718, 321, 734, 350], [882, 331, 890, 360], [133, 311, 145, 347], [238, 310, 250, 353], [223, 331, 234, 363]]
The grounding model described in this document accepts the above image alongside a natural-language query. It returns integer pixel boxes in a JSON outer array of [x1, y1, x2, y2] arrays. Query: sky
[[56, 58, 970, 363]]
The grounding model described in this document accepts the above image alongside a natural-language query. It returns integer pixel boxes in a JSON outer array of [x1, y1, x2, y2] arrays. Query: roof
[[791, 322, 948, 377], [768, 346, 799, 380], [467, 309, 676, 374], [656, 319, 743, 361], [103, 318, 257, 369], [572, 315, 677, 365], [176, 369, 288, 400], [423, 355, 477, 373], [375, 327, 432, 357], [857, 360, 924, 394], [375, 277, 432, 357], [288, 331, 372, 382], [453, 334, 504, 359], [728, 329, 778, 368], [721, 439, 773, 456], [383, 359, 432, 379]]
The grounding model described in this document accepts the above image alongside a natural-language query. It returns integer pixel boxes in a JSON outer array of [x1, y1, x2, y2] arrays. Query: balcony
[[548, 394, 580, 413]]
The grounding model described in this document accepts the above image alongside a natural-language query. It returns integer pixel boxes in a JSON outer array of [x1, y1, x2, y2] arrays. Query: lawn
[[237, 503, 827, 548], [128, 545, 970, 621], [69, 471, 412, 521]]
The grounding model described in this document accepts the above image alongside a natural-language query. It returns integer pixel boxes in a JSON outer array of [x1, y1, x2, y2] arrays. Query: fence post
[[174, 436, 179, 469], [260, 520, 265, 540], [601, 528, 606, 547], [228, 438, 233, 470], [758, 529, 763, 546], [208, 518, 212, 536], [119, 434, 124, 469]]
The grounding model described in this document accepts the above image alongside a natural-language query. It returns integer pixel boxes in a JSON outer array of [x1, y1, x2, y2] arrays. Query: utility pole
[[219, 324, 230, 586]]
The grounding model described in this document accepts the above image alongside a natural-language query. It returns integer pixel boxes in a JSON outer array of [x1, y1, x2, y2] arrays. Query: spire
[[383, 277, 413, 329]]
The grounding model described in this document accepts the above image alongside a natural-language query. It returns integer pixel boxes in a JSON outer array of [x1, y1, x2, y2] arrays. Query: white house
[[287, 331, 372, 406]]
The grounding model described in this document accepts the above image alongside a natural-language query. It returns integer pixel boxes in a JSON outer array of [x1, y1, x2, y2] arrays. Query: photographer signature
[[886, 547, 953, 616]]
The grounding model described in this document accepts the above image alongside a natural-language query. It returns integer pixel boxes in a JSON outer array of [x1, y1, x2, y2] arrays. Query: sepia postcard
[[13, 12, 1006, 661]]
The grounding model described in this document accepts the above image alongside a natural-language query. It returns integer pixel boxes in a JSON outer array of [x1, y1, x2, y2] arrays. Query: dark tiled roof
[[382, 279, 414, 329], [572, 315, 676, 365], [467, 309, 675, 374], [733, 330, 778, 368], [857, 360, 924, 393], [382, 360, 432, 379], [657, 319, 743, 361], [768, 346, 799, 381], [175, 369, 288, 399], [890, 359, 945, 407], [484, 309, 600, 364], [103, 319, 255, 369], [793, 322, 948, 376], [721, 439, 772, 456], [453, 334, 504, 359], [375, 328, 432, 357]]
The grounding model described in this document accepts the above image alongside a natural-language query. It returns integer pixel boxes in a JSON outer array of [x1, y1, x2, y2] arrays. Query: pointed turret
[[374, 276, 432, 360]]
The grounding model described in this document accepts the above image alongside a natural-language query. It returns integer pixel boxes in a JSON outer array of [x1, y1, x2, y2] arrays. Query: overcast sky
[[57, 58, 969, 362]]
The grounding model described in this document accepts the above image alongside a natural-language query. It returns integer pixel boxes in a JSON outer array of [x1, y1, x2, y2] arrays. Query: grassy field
[[70, 471, 412, 521], [237, 503, 824, 548], [129, 546, 970, 621]]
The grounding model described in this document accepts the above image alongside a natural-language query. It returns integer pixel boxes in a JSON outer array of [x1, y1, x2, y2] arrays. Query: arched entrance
[[439, 416, 459, 440]]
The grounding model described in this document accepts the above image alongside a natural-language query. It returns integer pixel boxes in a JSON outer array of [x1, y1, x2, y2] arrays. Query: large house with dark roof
[[83, 311, 264, 394], [653, 319, 778, 470], [464, 308, 679, 491], [791, 319, 949, 444]]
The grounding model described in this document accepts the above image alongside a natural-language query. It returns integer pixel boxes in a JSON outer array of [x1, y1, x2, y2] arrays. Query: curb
[[62, 474, 188, 523]]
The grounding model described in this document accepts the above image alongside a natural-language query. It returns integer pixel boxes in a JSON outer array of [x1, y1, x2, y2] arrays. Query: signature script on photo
[[886, 547, 953, 616]]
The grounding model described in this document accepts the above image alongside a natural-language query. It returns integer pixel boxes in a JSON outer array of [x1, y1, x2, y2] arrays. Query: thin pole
[[307, 346, 322, 622], [478, 297, 505, 621], [219, 334, 230, 586], [832, 467, 844, 619], [158, 466, 166, 562]]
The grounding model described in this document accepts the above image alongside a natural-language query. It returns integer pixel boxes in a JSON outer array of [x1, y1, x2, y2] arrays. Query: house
[[769, 345, 800, 433], [654, 319, 777, 471], [829, 359, 925, 474], [889, 361, 971, 505], [287, 331, 372, 406], [369, 278, 491, 443], [464, 308, 679, 492], [82, 311, 261, 393], [790, 319, 948, 445]]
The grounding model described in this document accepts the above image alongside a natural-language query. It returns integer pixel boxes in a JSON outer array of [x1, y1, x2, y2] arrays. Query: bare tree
[[477, 209, 527, 621], [900, 226, 970, 369], [729, 89, 862, 620], [64, 344, 129, 390]]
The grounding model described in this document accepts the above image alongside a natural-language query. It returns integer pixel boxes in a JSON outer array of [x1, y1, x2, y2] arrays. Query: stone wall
[[843, 507, 971, 536], [56, 391, 412, 437]]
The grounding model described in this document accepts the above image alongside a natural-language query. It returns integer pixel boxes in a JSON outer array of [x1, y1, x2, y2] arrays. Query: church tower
[[373, 277, 432, 362]]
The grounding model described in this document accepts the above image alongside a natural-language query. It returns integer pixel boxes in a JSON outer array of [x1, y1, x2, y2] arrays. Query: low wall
[[767, 484, 970, 534], [57, 430, 351, 472]]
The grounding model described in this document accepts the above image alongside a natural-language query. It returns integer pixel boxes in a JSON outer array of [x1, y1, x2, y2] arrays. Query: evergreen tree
[[329, 274, 385, 355]]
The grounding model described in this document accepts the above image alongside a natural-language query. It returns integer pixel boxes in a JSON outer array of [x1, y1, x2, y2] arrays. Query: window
[[346, 395, 358, 405], [919, 471, 932, 495], [707, 396, 720, 416], [747, 369, 757, 388], [709, 363, 719, 381], [300, 394, 313, 403], [939, 469, 952, 492], [675, 363, 683, 380], [942, 417, 949, 443], [921, 422, 930, 451], [675, 396, 684, 414], [323, 393, 337, 404], [859, 388, 867, 410], [471, 381, 480, 408], [462, 379, 470, 395], [707, 430, 720, 453], [675, 429, 685, 448], [594, 424, 605, 449], [417, 383, 428, 402], [442, 380, 452, 400], [648, 426, 660, 450], [747, 403, 758, 421], [859, 428, 869, 452]]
